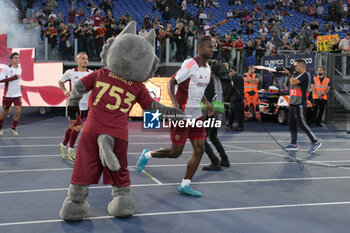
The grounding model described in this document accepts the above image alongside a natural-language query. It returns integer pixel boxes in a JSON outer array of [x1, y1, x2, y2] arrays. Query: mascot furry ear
[[60, 21, 185, 222], [100, 21, 159, 82]]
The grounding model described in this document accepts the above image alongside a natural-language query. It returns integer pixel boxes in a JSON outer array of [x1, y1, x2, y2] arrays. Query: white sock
[[181, 179, 191, 188], [145, 151, 152, 159]]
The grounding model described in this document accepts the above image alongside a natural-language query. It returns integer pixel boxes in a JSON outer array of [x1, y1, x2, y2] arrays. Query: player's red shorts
[[70, 110, 87, 127], [170, 117, 206, 146], [71, 132, 130, 187], [2, 97, 22, 109]]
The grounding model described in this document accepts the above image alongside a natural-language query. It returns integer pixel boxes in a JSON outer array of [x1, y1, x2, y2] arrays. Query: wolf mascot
[[59, 21, 184, 221]]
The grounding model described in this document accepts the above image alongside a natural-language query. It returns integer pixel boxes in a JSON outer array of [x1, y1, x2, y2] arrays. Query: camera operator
[[226, 66, 244, 131], [282, 59, 322, 153]]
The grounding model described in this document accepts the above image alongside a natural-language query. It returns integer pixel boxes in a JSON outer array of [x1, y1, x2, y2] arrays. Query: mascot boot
[[108, 186, 135, 217], [59, 184, 90, 221]]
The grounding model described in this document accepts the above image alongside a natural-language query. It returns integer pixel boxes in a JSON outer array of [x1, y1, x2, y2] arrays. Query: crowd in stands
[[16, 0, 350, 64]]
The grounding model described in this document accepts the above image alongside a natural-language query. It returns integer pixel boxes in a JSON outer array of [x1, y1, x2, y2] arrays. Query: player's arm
[[0, 67, 18, 83], [59, 70, 73, 97], [202, 95, 214, 116], [168, 78, 179, 108]]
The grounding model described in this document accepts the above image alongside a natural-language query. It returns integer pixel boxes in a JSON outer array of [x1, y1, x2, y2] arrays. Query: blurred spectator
[[138, 26, 149, 37], [55, 13, 65, 26], [99, 0, 111, 14], [331, 37, 341, 53], [255, 37, 266, 60], [280, 36, 292, 50], [93, 11, 104, 30], [255, 3, 263, 12], [329, 2, 336, 21], [181, 0, 187, 17], [144, 13, 152, 29], [186, 20, 197, 58], [226, 10, 234, 19], [153, 15, 161, 26], [58, 23, 72, 61], [199, 9, 208, 25], [244, 39, 255, 57], [95, 23, 107, 58], [282, 28, 290, 38], [316, 4, 324, 17], [290, 28, 298, 39], [77, 8, 86, 22], [104, 11, 115, 29], [174, 23, 186, 62], [235, 36, 244, 54], [335, 1, 344, 23], [84, 24, 95, 59], [245, 22, 254, 35], [48, 10, 57, 20], [339, 32, 350, 54], [47, 0, 57, 11], [115, 24, 124, 36], [271, 21, 282, 39], [162, 6, 171, 25], [266, 1, 274, 10], [84, 16, 94, 26], [36, 8, 47, 20], [291, 37, 300, 50], [221, 35, 233, 63], [67, 5, 76, 29], [44, 23, 58, 59], [230, 29, 238, 42], [212, 0, 220, 8], [203, 20, 210, 37], [308, 4, 316, 17], [105, 22, 117, 39], [259, 23, 268, 35], [74, 22, 84, 52]]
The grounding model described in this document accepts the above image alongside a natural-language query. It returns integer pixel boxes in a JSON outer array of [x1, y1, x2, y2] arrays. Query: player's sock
[[69, 129, 80, 148], [145, 151, 152, 159], [12, 120, 18, 129], [62, 127, 72, 146], [181, 179, 191, 188]]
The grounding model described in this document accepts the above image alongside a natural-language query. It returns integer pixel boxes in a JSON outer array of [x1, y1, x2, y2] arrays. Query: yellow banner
[[129, 77, 172, 117], [317, 34, 340, 52]]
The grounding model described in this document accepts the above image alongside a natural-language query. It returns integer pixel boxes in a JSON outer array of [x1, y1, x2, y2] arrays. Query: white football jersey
[[174, 57, 211, 120], [0, 65, 22, 98], [60, 68, 93, 111]]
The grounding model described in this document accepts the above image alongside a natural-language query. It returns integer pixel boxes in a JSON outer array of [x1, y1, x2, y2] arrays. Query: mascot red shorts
[[71, 132, 130, 187]]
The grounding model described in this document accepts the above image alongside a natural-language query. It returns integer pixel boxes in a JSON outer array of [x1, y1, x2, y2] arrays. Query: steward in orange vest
[[243, 66, 261, 121], [311, 67, 330, 126]]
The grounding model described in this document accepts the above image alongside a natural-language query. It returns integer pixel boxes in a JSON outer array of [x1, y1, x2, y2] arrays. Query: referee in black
[[282, 59, 322, 153]]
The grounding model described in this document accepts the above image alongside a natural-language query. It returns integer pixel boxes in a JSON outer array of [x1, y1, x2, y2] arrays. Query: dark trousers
[[228, 100, 243, 128], [204, 125, 228, 164], [313, 99, 327, 125], [288, 105, 317, 145]]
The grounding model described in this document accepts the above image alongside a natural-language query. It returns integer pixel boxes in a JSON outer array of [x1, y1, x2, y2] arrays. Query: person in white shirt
[[0, 52, 22, 136], [58, 52, 93, 161], [137, 38, 214, 197], [339, 32, 350, 54], [138, 26, 148, 38]]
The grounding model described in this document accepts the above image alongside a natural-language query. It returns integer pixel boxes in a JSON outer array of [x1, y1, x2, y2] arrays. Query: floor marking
[[1, 176, 350, 195], [142, 170, 163, 184], [1, 139, 350, 148], [1, 148, 350, 159], [223, 144, 350, 171], [2, 159, 350, 173], [1, 201, 350, 226]]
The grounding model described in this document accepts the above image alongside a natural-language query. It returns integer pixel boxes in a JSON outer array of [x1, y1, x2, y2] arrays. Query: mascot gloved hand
[[59, 21, 184, 221]]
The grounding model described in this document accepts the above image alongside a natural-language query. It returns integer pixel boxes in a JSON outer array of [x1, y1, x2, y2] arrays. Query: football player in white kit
[[137, 38, 214, 197], [58, 52, 93, 161], [0, 52, 22, 136]]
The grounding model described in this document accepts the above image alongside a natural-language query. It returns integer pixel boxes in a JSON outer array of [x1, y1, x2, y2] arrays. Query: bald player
[[58, 52, 93, 161]]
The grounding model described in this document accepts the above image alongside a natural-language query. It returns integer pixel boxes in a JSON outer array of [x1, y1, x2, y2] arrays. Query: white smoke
[[0, 0, 42, 50]]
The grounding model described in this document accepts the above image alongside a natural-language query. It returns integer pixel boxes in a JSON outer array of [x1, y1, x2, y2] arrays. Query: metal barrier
[[326, 53, 350, 122]]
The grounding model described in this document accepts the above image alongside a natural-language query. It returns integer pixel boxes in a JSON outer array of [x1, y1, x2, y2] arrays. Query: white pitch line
[[2, 176, 350, 195], [224, 144, 350, 171], [1, 139, 350, 148], [3, 159, 350, 173], [0, 201, 350, 227], [1, 147, 350, 159]]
